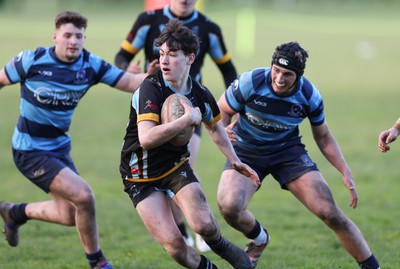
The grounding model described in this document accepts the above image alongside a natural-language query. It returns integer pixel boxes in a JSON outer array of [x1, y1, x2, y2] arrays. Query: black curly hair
[[271, 41, 309, 78], [154, 18, 199, 56]]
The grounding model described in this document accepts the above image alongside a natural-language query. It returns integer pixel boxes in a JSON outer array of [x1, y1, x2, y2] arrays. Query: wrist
[[393, 122, 400, 132]]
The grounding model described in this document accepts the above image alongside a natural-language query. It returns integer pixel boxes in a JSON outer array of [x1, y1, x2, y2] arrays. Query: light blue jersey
[[4, 46, 124, 151], [225, 67, 324, 149]]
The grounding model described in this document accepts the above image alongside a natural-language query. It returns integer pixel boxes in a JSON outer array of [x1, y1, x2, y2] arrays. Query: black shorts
[[13, 148, 78, 193], [224, 142, 319, 189], [123, 161, 198, 207]]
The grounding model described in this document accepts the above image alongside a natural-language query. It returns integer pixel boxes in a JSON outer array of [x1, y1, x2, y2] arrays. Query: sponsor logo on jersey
[[16, 51, 23, 62], [233, 79, 239, 91], [254, 99, 267, 107], [131, 167, 142, 175], [246, 113, 293, 131], [34, 87, 84, 106], [144, 100, 158, 110], [38, 70, 53, 76]]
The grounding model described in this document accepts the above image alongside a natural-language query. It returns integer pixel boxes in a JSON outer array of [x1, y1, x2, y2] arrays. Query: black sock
[[177, 222, 188, 237], [86, 249, 104, 268], [244, 220, 261, 239], [205, 235, 223, 248], [197, 255, 218, 269], [9, 203, 29, 225], [358, 254, 380, 269], [204, 235, 227, 255]]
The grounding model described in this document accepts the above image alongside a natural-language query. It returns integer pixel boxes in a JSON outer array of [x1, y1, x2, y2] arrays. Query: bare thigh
[[286, 171, 338, 216], [136, 191, 181, 245], [174, 182, 219, 239]]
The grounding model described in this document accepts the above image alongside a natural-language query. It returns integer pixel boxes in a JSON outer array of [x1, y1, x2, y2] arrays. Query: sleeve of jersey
[[4, 50, 35, 84], [308, 85, 325, 126], [90, 55, 124, 86], [224, 71, 253, 112], [137, 80, 162, 124], [201, 87, 221, 127], [207, 23, 231, 65], [121, 12, 152, 55]]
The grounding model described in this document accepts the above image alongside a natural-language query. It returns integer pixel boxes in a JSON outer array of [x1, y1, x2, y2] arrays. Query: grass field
[[1, 0, 400, 268]]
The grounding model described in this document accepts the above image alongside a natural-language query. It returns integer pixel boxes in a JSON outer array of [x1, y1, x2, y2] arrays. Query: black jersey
[[115, 6, 237, 87], [119, 70, 221, 182]]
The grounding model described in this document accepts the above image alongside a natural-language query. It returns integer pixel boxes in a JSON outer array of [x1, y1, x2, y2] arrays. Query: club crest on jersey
[[74, 70, 88, 84], [288, 104, 304, 117]]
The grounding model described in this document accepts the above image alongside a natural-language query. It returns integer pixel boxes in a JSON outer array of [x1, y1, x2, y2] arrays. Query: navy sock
[[197, 255, 218, 269], [205, 235, 223, 249], [358, 254, 380, 269], [245, 220, 262, 239], [9, 203, 29, 225], [86, 249, 104, 268]]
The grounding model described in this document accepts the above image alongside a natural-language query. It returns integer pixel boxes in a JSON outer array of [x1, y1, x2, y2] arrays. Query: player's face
[[270, 64, 297, 96], [53, 23, 86, 63], [159, 43, 194, 87], [170, 0, 197, 17]]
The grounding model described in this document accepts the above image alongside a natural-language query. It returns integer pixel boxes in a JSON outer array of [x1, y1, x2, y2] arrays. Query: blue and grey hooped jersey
[[4, 46, 124, 151], [225, 67, 324, 149]]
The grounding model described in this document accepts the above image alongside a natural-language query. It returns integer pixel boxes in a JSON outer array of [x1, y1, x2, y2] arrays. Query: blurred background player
[[378, 117, 400, 153], [217, 41, 381, 269], [114, 0, 237, 252]]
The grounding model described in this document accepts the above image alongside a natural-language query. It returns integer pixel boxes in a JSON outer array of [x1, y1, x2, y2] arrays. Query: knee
[[193, 218, 218, 238], [217, 194, 245, 222], [75, 186, 95, 208], [317, 206, 349, 230]]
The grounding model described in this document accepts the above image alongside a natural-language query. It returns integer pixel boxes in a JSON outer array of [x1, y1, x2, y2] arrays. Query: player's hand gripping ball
[[161, 93, 195, 146]]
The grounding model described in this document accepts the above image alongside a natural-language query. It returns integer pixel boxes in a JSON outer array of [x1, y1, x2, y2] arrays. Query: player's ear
[[187, 53, 195, 65]]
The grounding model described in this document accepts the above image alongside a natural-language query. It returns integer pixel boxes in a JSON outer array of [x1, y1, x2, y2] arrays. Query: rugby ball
[[161, 93, 195, 146]]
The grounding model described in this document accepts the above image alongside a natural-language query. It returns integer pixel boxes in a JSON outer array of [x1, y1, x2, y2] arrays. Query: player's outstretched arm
[[205, 122, 260, 187], [115, 59, 160, 93], [311, 122, 357, 207]]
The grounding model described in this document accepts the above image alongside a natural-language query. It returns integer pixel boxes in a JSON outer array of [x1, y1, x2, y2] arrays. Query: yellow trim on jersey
[[204, 113, 221, 127], [121, 40, 140, 55], [126, 158, 188, 183], [214, 53, 231, 65], [138, 113, 160, 124]]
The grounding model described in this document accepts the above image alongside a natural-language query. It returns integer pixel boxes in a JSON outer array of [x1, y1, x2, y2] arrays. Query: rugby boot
[[0, 201, 19, 247]]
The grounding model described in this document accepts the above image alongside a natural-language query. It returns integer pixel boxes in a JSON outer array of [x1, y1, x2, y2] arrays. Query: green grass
[[1, 0, 400, 268]]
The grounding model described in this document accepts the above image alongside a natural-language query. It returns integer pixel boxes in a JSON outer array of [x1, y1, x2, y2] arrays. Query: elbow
[[139, 136, 158, 150], [139, 139, 152, 150]]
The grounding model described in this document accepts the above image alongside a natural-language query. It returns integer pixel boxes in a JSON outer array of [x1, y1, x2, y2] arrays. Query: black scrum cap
[[271, 41, 308, 77]]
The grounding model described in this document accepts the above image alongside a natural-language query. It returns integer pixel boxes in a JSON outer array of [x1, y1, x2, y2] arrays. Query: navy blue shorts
[[13, 148, 78, 193], [224, 142, 318, 189], [123, 161, 198, 207]]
